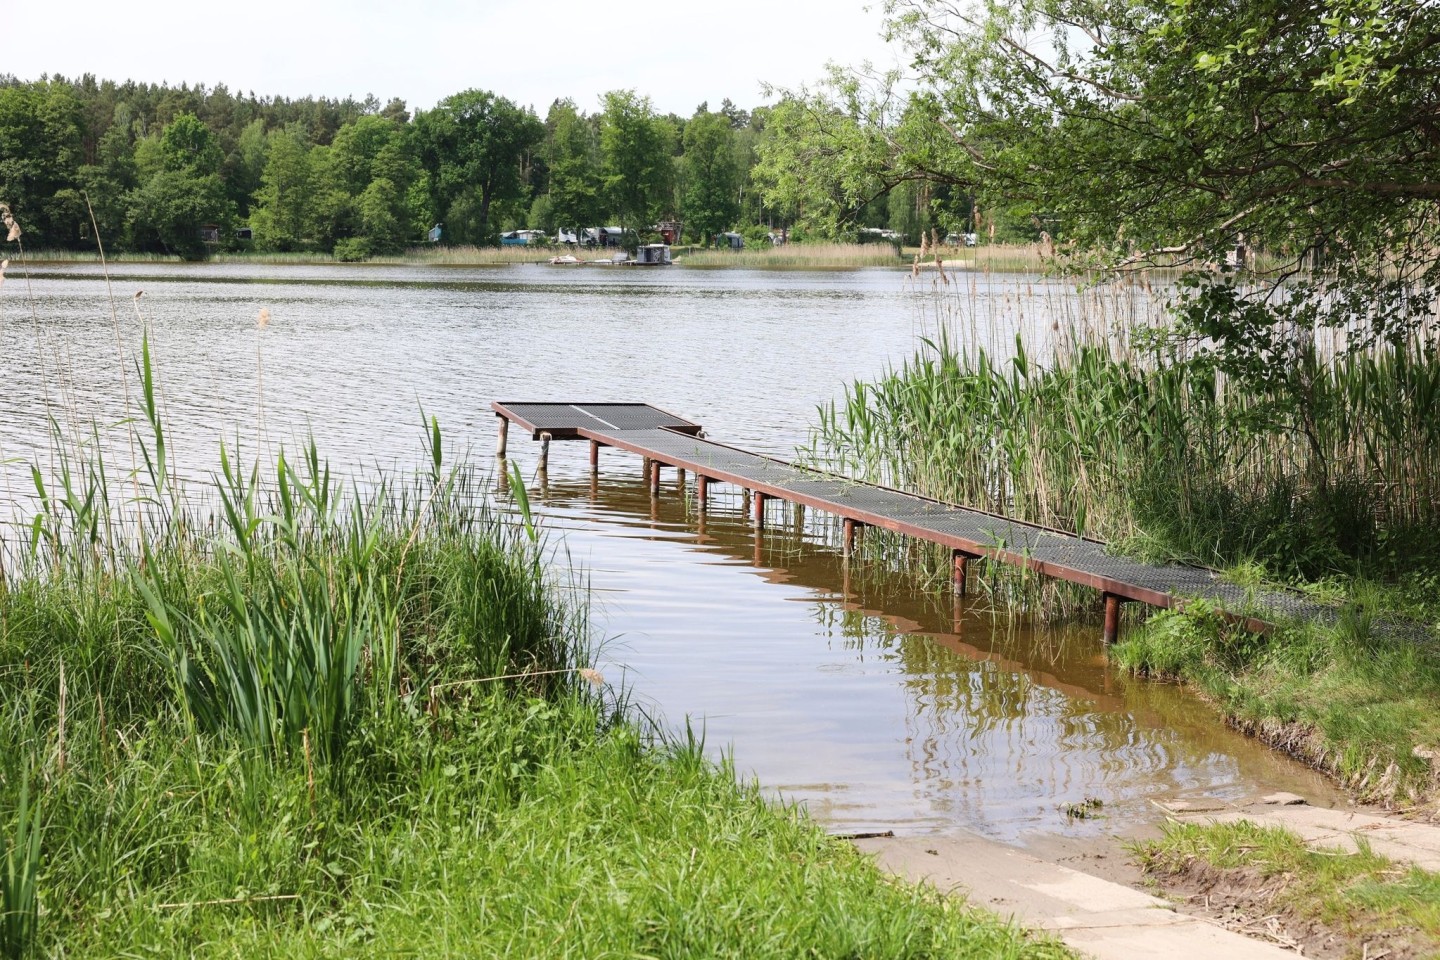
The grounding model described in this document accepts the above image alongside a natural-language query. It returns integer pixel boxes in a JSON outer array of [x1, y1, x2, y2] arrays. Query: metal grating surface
[[496, 406, 1428, 640], [493, 402, 701, 438]]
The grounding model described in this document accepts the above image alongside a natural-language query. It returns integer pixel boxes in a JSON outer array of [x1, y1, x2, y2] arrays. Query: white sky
[[5, 1, 902, 117]]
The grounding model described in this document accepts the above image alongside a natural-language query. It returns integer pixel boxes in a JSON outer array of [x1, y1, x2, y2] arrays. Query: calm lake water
[[0, 261, 1339, 843]]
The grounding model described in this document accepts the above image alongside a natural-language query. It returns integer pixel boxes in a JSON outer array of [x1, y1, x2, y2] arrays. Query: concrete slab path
[[854, 834, 1298, 960], [1170, 799, 1440, 872]]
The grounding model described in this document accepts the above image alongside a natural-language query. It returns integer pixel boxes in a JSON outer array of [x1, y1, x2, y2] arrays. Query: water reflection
[[531, 457, 1339, 842]]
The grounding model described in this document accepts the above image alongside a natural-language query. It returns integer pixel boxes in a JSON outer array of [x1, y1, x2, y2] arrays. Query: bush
[[332, 237, 371, 262]]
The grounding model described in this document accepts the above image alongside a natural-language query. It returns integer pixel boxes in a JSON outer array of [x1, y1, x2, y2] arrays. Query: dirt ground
[[1143, 858, 1432, 960]]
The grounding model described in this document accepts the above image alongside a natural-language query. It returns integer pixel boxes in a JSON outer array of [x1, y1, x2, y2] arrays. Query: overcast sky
[[5, 1, 903, 116]]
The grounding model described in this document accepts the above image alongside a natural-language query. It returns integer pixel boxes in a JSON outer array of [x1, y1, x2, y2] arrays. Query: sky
[[4, 1, 904, 116]]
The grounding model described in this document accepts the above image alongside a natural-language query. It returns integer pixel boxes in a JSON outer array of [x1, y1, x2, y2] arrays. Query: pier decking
[[492, 402, 1340, 643]]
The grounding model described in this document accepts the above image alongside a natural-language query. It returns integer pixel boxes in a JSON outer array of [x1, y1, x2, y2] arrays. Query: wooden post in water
[[696, 475, 710, 511], [843, 518, 861, 557], [753, 491, 768, 529], [496, 415, 509, 458], [539, 432, 551, 473], [677, 467, 686, 487], [1102, 593, 1126, 644], [649, 459, 661, 496], [642, 456, 651, 481], [952, 550, 970, 596], [589, 440, 601, 472]]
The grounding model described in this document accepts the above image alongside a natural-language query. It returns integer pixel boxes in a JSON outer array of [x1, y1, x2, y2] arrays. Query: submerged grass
[[0, 334, 1068, 956], [1134, 819, 1440, 956]]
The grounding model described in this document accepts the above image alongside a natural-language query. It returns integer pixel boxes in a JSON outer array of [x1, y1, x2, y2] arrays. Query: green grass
[[1111, 591, 1440, 803], [24, 694, 1066, 958], [1134, 820, 1440, 955], [0, 337, 1070, 957]]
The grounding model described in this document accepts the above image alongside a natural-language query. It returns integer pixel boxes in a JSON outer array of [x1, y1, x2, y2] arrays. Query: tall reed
[[809, 281, 1440, 581]]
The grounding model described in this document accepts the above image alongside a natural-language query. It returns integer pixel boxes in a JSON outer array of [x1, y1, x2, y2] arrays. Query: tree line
[[0, 75, 808, 259]]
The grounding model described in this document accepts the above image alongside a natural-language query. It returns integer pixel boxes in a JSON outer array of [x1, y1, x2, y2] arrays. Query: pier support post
[[753, 491, 768, 528], [677, 467, 686, 487], [496, 416, 509, 458], [589, 440, 601, 472], [843, 518, 862, 557], [1102, 593, 1127, 644], [952, 550, 972, 596], [649, 459, 661, 496], [696, 475, 709, 511], [538, 432, 551, 473]]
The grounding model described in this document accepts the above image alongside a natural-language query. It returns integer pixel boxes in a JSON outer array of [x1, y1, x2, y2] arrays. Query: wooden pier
[[493, 402, 1334, 643]]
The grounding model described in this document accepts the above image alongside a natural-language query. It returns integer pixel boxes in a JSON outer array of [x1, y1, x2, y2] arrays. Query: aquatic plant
[[810, 277, 1440, 581]]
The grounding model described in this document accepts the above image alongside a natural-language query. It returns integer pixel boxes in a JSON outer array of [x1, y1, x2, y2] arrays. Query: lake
[[0, 260, 1339, 843]]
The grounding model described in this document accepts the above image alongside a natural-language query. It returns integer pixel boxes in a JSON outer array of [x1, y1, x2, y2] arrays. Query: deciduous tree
[[681, 109, 739, 242], [599, 90, 674, 238], [414, 90, 543, 245]]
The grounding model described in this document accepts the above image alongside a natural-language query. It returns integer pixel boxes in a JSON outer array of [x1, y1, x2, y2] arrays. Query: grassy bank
[[1134, 820, 1440, 957], [0, 347, 1068, 957], [807, 283, 1440, 800], [1113, 599, 1440, 803]]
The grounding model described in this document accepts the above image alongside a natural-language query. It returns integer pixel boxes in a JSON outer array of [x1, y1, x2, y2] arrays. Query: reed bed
[[402, 244, 566, 265], [678, 242, 908, 269], [810, 276, 1440, 581]]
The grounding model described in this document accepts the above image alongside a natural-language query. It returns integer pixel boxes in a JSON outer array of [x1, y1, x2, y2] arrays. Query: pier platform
[[492, 401, 1351, 643]]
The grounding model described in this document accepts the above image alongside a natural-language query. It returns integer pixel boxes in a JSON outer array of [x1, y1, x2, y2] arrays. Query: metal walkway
[[492, 401, 1356, 643]]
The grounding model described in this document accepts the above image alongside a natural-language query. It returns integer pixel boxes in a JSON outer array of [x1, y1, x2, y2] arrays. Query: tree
[[128, 112, 231, 258], [75, 124, 138, 244], [599, 90, 674, 237], [753, 73, 960, 238], [879, 1, 1440, 327], [0, 81, 83, 247], [681, 108, 739, 242], [249, 126, 314, 250], [128, 168, 230, 258], [544, 99, 604, 231], [414, 89, 543, 245]]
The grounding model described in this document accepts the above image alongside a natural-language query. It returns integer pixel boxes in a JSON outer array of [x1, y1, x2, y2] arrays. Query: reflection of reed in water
[[891, 638, 1188, 832], [529, 469, 1337, 833]]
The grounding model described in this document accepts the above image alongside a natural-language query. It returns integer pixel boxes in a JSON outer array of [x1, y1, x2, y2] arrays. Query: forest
[[0, 74, 978, 260]]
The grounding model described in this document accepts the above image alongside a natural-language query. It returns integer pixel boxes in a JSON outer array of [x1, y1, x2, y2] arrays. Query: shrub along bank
[[0, 361, 1068, 957]]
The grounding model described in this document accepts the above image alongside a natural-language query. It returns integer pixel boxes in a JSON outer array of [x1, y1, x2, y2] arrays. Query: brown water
[[0, 261, 1341, 845]]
